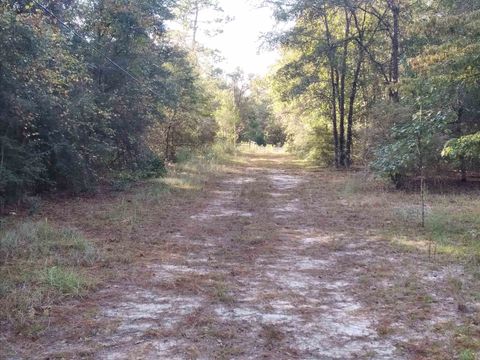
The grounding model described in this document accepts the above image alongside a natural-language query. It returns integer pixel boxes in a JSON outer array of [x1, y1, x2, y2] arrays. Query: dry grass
[[335, 171, 480, 358], [339, 171, 480, 267]]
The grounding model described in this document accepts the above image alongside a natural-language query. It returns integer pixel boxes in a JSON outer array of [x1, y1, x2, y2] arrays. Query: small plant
[[212, 281, 234, 303], [459, 349, 476, 360]]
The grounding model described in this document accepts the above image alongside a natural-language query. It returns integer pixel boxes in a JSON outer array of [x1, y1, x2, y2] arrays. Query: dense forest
[[1, 0, 479, 206]]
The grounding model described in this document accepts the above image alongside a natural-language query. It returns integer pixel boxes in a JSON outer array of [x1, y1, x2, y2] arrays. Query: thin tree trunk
[[338, 10, 351, 167], [165, 125, 172, 161], [388, 0, 400, 102], [169, 126, 176, 161], [164, 106, 178, 161], [456, 104, 467, 182], [322, 9, 340, 167], [346, 56, 362, 167], [192, 0, 199, 50], [330, 66, 339, 167]]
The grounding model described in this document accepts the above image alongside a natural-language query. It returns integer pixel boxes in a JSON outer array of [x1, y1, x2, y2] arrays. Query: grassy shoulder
[[0, 144, 231, 336], [337, 172, 480, 359], [339, 172, 480, 268]]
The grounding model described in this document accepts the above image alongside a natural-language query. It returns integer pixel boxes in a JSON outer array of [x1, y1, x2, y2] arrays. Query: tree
[[175, 0, 230, 51], [0, 0, 218, 205], [270, 0, 384, 167], [372, 0, 480, 182]]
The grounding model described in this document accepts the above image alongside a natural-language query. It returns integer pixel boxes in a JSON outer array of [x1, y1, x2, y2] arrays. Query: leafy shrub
[[442, 132, 480, 172], [372, 109, 448, 185], [136, 155, 166, 179]]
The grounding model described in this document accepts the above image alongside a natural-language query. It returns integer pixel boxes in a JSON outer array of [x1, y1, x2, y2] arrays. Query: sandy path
[[3, 152, 475, 359]]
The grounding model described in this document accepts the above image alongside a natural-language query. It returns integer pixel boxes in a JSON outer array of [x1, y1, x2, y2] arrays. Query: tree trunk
[[330, 66, 339, 167], [456, 104, 467, 182], [346, 55, 362, 167], [322, 9, 341, 168], [164, 124, 172, 161], [388, 1, 400, 102], [192, 0, 200, 50], [338, 10, 351, 167]]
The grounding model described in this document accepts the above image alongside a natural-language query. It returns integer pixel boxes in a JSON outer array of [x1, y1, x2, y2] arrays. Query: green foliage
[[459, 349, 476, 360], [213, 72, 286, 148], [0, 1, 217, 205], [442, 132, 480, 163], [136, 156, 167, 180], [370, 1, 480, 181], [372, 107, 449, 181], [214, 87, 241, 145], [268, 0, 480, 178]]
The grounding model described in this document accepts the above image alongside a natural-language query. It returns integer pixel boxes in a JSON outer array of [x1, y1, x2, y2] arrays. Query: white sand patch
[[300, 235, 333, 245], [264, 256, 332, 271], [268, 171, 304, 190], [190, 187, 253, 220], [421, 264, 466, 283], [214, 305, 297, 324], [269, 192, 287, 198], [264, 270, 322, 293], [103, 293, 201, 323], [224, 177, 256, 185], [148, 264, 211, 281], [274, 198, 301, 218]]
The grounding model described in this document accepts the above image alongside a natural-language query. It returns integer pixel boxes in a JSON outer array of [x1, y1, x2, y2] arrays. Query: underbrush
[[236, 142, 284, 155], [392, 194, 480, 267], [340, 172, 392, 195], [0, 220, 96, 332]]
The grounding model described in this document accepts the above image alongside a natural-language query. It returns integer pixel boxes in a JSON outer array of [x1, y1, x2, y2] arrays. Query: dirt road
[[3, 151, 476, 359]]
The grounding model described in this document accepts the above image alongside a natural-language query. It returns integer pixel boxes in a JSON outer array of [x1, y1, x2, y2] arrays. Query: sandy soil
[[2, 152, 478, 359]]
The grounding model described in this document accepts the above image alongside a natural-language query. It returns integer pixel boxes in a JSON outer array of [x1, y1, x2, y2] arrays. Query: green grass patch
[[425, 209, 480, 264], [43, 266, 89, 295], [454, 323, 480, 360], [459, 349, 476, 360], [0, 220, 97, 266], [0, 220, 96, 330]]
